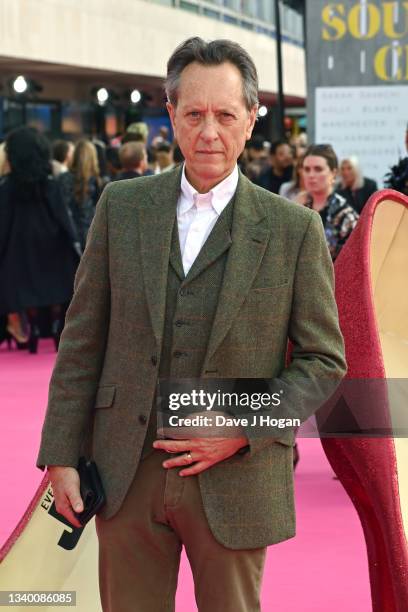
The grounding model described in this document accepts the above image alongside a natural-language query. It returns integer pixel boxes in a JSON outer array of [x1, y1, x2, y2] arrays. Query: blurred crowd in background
[[0, 120, 407, 354]]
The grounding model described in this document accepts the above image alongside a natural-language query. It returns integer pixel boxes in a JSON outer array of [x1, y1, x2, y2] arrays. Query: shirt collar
[[179, 164, 239, 215]]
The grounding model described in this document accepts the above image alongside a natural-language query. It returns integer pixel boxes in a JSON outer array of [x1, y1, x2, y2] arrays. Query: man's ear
[[245, 105, 258, 140], [166, 101, 177, 138]]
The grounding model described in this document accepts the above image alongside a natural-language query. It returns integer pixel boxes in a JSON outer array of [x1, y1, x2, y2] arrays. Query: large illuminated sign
[[321, 2, 408, 81], [307, 1, 407, 186]]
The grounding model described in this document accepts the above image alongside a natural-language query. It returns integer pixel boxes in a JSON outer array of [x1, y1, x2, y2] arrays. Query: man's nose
[[200, 118, 219, 142]]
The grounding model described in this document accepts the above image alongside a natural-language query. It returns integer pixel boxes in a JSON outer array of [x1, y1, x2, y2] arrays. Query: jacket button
[[179, 289, 186, 297], [151, 355, 157, 366], [139, 414, 147, 425], [173, 350, 183, 358], [175, 320, 184, 327]]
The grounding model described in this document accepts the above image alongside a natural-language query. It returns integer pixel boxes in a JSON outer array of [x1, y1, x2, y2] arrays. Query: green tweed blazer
[[37, 165, 346, 549]]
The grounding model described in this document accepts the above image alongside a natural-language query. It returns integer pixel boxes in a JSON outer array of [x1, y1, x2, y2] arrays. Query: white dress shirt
[[177, 164, 239, 275]]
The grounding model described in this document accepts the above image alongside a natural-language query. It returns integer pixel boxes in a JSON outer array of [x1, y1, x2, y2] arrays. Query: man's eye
[[221, 112, 234, 118], [189, 112, 201, 118]]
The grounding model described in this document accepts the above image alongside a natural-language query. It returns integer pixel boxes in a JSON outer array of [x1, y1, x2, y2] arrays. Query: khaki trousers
[[95, 449, 266, 612]]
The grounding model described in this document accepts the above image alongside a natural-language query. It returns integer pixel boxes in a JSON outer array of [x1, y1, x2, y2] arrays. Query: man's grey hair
[[165, 37, 259, 111]]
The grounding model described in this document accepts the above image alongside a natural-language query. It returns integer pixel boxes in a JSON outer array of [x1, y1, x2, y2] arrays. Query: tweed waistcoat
[[141, 196, 235, 458]]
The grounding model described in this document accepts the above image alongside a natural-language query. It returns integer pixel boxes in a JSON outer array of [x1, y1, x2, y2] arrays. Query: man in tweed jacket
[[37, 37, 346, 611]]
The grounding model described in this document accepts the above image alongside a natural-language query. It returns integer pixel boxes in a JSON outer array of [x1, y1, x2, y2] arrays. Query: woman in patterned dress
[[301, 144, 359, 261]]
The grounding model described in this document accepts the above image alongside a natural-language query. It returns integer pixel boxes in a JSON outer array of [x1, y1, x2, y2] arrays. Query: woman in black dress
[[0, 127, 81, 353]]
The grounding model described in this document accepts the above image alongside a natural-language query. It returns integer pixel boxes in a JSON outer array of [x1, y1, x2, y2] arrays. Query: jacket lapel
[[139, 165, 182, 346], [169, 220, 185, 281], [203, 172, 271, 369]]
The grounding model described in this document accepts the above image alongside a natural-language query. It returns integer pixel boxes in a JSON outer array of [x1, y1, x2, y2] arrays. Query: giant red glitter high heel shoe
[[320, 189, 408, 612]]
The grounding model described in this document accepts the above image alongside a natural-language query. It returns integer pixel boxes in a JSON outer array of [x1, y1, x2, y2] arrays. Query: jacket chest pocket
[[225, 284, 291, 352], [240, 282, 290, 319]]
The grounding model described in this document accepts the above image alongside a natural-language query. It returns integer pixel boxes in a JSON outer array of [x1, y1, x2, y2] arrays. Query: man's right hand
[[47, 466, 84, 528]]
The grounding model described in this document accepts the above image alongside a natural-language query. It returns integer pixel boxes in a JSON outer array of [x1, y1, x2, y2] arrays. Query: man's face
[[248, 146, 264, 161], [157, 150, 173, 169], [167, 61, 257, 191], [273, 144, 294, 171]]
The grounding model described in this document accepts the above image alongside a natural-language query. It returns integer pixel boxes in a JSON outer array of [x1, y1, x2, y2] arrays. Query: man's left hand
[[152, 436, 249, 476]]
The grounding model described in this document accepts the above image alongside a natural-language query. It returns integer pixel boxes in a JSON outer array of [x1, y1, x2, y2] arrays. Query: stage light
[[130, 89, 141, 104], [13, 76, 28, 94], [9, 76, 43, 97], [258, 106, 268, 117], [96, 87, 109, 105]]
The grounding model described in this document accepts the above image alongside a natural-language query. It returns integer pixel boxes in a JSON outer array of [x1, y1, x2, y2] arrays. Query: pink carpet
[[0, 340, 371, 610]]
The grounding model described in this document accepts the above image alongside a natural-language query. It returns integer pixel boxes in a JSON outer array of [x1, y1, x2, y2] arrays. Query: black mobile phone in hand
[[74, 457, 106, 526]]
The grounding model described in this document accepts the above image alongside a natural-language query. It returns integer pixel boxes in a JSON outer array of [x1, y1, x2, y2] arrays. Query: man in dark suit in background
[[115, 141, 148, 180], [256, 139, 294, 194], [37, 37, 346, 611]]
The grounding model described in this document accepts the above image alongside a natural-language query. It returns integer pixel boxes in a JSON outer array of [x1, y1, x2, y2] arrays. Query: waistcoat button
[[139, 414, 147, 425]]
